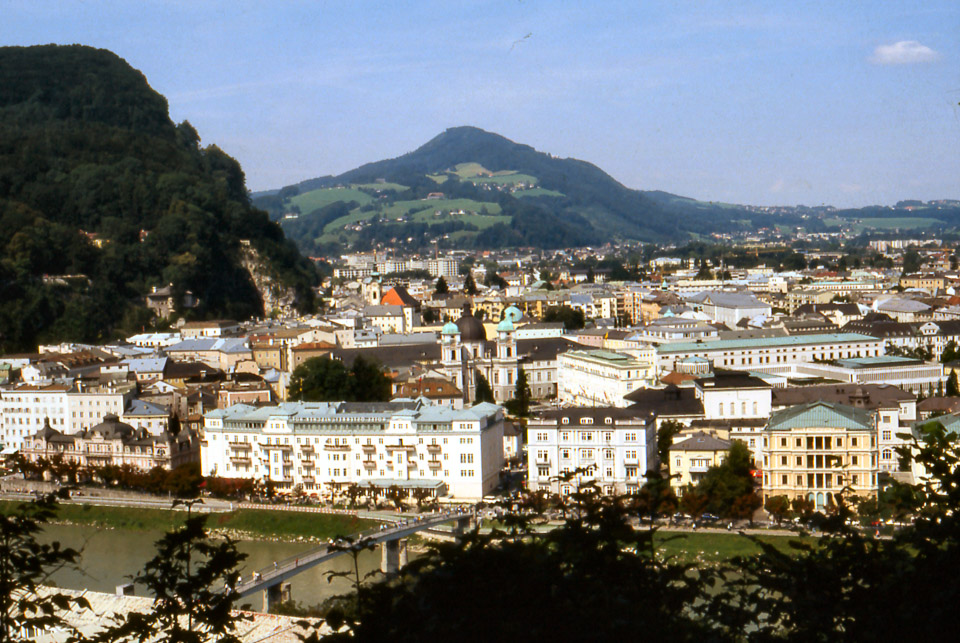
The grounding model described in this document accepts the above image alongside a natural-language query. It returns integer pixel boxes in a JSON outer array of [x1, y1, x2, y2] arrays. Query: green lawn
[[0, 501, 375, 540], [824, 216, 942, 232], [290, 187, 373, 214], [653, 531, 815, 563], [471, 172, 538, 186], [351, 182, 407, 192], [514, 187, 565, 198]]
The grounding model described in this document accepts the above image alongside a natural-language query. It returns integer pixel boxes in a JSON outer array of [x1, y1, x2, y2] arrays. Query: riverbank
[[0, 501, 376, 543]]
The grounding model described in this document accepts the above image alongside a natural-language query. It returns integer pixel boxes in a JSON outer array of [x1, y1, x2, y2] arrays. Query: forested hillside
[[0, 45, 317, 352]]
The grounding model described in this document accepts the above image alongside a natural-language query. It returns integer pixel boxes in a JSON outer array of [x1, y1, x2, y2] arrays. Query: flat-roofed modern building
[[526, 408, 657, 496], [559, 349, 657, 408], [201, 399, 505, 500], [761, 401, 878, 510], [656, 332, 884, 374], [792, 355, 943, 394]]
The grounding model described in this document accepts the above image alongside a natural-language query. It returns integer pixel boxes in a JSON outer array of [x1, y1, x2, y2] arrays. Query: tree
[[422, 307, 439, 324], [0, 492, 89, 643], [542, 306, 585, 331], [633, 471, 678, 522], [94, 502, 247, 643], [948, 371, 959, 397], [765, 495, 793, 526], [288, 356, 390, 402], [463, 274, 479, 296], [656, 420, 684, 470], [505, 368, 531, 417], [695, 441, 755, 518], [474, 372, 495, 404], [434, 276, 449, 296], [484, 269, 507, 290], [679, 487, 709, 523]]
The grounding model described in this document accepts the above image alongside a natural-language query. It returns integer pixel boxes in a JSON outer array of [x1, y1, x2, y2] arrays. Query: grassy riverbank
[[654, 531, 816, 562], [0, 501, 376, 541]]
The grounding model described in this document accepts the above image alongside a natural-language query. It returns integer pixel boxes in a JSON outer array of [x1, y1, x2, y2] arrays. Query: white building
[[656, 332, 885, 374], [428, 257, 460, 279], [558, 349, 657, 408], [687, 291, 771, 326], [1, 382, 136, 451], [201, 399, 505, 500], [526, 408, 657, 495]]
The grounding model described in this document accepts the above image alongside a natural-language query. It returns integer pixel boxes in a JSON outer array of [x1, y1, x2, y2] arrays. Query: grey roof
[[122, 357, 168, 373], [876, 298, 931, 313], [670, 431, 732, 452], [126, 398, 169, 416], [657, 332, 880, 355], [772, 383, 913, 409], [166, 338, 250, 353]]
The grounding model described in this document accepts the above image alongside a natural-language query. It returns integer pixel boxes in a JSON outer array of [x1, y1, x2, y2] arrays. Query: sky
[[4, 0, 959, 208]]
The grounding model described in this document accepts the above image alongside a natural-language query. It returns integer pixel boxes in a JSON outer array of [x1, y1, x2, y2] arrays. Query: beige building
[[668, 431, 732, 494], [761, 401, 878, 510], [22, 414, 199, 474]]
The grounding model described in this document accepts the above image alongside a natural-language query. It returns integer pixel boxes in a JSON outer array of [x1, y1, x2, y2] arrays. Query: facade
[[526, 408, 657, 495], [201, 399, 505, 500], [22, 414, 198, 473], [669, 431, 732, 494], [656, 332, 884, 374], [792, 356, 942, 394], [558, 349, 657, 408], [761, 401, 878, 510], [1, 382, 136, 451]]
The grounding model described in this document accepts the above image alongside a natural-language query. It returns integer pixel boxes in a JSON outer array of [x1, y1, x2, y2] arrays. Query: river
[[39, 523, 389, 608]]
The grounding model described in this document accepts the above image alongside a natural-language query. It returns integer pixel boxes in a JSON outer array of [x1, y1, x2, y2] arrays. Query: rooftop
[[657, 332, 880, 354]]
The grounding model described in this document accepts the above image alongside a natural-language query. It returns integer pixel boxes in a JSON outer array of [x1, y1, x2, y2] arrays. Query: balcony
[[426, 444, 442, 453], [428, 460, 442, 469], [300, 443, 314, 451], [535, 455, 550, 465], [688, 465, 710, 474], [385, 443, 416, 452], [363, 460, 377, 468], [623, 456, 639, 464], [229, 441, 251, 450], [407, 460, 418, 469], [301, 460, 315, 469], [229, 455, 251, 464], [323, 441, 350, 451], [361, 444, 376, 452]]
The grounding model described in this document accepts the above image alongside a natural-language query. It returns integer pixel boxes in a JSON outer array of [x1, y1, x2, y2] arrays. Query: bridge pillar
[[453, 514, 473, 536], [262, 581, 292, 613], [399, 538, 408, 568], [381, 538, 401, 574]]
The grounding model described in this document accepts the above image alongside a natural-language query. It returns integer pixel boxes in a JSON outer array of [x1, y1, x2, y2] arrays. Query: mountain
[[258, 126, 770, 255], [0, 45, 317, 352]]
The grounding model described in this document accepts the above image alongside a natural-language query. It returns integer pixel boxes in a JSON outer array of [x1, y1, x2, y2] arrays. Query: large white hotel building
[[201, 399, 505, 500]]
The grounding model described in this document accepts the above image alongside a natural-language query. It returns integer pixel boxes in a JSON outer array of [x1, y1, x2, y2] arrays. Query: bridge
[[234, 509, 475, 611]]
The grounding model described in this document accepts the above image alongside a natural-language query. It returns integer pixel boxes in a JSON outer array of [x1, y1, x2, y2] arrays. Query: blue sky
[[5, 1, 959, 207]]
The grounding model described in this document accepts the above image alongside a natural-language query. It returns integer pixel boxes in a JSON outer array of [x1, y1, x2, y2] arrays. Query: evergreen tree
[[463, 274, 479, 296], [507, 368, 532, 417], [948, 371, 959, 397], [474, 372, 494, 403], [434, 276, 449, 296]]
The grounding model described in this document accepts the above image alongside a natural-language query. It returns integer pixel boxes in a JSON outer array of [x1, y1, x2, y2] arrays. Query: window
[[882, 430, 892, 441], [536, 432, 549, 442], [560, 431, 570, 441]]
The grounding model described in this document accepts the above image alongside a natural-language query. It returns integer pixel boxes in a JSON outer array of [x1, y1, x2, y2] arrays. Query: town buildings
[[525, 408, 657, 496], [201, 399, 505, 500], [558, 349, 657, 408]]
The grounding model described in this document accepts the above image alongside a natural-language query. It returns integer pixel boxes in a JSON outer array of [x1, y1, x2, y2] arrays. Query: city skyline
[[6, 0, 959, 207]]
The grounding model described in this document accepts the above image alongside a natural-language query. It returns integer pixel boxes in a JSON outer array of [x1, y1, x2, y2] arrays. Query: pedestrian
[[273, 561, 278, 570]]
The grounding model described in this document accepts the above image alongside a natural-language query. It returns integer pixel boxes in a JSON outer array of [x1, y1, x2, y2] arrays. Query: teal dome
[[497, 317, 515, 332], [442, 321, 460, 335]]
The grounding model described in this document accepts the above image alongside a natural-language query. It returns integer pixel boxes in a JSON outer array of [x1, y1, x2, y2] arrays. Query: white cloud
[[870, 41, 939, 65]]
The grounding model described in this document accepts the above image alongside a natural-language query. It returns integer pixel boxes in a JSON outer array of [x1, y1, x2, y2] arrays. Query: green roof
[[657, 332, 879, 355], [766, 401, 874, 432], [834, 355, 922, 368]]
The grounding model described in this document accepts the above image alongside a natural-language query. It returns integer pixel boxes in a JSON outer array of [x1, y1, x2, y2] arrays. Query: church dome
[[456, 305, 487, 342], [497, 317, 515, 333], [442, 321, 460, 335]]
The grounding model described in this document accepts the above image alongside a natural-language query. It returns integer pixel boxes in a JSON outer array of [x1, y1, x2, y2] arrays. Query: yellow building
[[669, 431, 732, 494], [761, 401, 878, 511], [899, 273, 945, 292]]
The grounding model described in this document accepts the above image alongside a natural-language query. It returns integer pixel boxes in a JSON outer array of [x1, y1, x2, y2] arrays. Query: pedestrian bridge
[[234, 509, 475, 611]]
